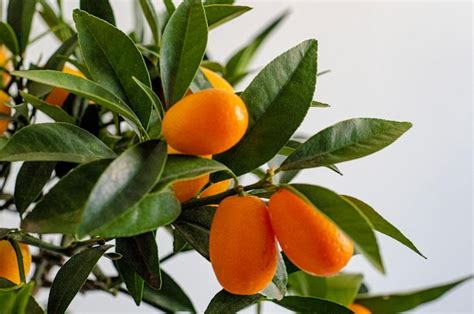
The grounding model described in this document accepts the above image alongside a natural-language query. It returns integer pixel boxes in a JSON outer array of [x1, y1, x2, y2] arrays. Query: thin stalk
[[8, 239, 26, 283]]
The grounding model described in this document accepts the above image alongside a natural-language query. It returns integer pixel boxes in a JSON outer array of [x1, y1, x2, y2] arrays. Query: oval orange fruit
[[45, 65, 85, 107], [201, 67, 234, 93], [349, 303, 372, 314], [0, 45, 11, 86], [0, 91, 12, 134], [199, 179, 232, 198], [210, 195, 277, 295], [162, 89, 248, 155], [0, 240, 31, 284], [268, 188, 353, 276]]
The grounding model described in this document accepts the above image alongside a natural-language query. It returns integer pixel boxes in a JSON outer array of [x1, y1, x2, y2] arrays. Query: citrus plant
[[0, 0, 471, 313]]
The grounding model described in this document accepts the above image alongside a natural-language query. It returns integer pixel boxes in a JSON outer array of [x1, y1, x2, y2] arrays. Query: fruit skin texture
[[0, 46, 11, 86], [0, 240, 31, 285], [210, 195, 277, 295], [168, 146, 211, 202], [201, 67, 234, 93], [162, 89, 249, 155], [200, 179, 232, 198], [45, 65, 85, 107], [268, 188, 353, 276], [349, 303, 372, 314], [0, 91, 12, 134]]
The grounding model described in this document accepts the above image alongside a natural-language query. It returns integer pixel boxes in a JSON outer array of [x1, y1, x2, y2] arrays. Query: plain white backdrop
[[1, 1, 472, 313]]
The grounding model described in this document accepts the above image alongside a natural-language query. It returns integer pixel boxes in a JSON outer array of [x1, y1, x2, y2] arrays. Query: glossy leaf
[[216, 40, 317, 176], [48, 245, 111, 314], [0, 123, 116, 163], [21, 92, 75, 124], [74, 9, 152, 128], [14, 161, 55, 214], [7, 0, 36, 52], [139, 0, 160, 46], [205, 290, 261, 314], [356, 276, 473, 314], [261, 251, 288, 300], [80, 0, 116, 25], [160, 0, 208, 106], [342, 195, 425, 258], [273, 296, 352, 313], [142, 271, 196, 312], [204, 4, 251, 30], [21, 160, 112, 234], [281, 118, 412, 171], [288, 272, 363, 306], [0, 22, 19, 55], [116, 232, 161, 290], [79, 141, 167, 236], [116, 260, 144, 305], [287, 184, 385, 273]]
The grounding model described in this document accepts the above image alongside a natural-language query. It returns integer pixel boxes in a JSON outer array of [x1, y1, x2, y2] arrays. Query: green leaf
[[116, 260, 144, 306], [78, 141, 167, 236], [205, 0, 234, 4], [261, 251, 288, 300], [205, 290, 261, 314], [26, 297, 45, 314], [288, 272, 363, 306], [189, 67, 212, 92], [273, 296, 352, 313], [14, 161, 55, 214], [162, 0, 176, 16], [0, 22, 19, 55], [139, 0, 160, 46], [21, 159, 112, 234], [132, 76, 164, 130], [74, 9, 153, 128], [224, 11, 288, 85], [204, 4, 251, 30], [0, 282, 34, 314], [342, 195, 425, 259], [142, 270, 196, 312], [160, 0, 208, 106], [80, 0, 116, 25], [47, 245, 111, 314], [38, 0, 75, 43], [7, 0, 36, 53], [0, 123, 116, 163], [281, 118, 412, 171], [116, 232, 161, 290], [356, 276, 473, 314], [311, 100, 330, 108], [20, 92, 76, 124], [215, 40, 317, 176], [287, 184, 385, 273]]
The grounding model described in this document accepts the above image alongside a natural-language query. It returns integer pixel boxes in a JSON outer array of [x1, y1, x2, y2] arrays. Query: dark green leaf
[[47, 245, 111, 314], [0, 22, 19, 55], [74, 9, 152, 128], [79, 141, 167, 236], [142, 271, 196, 312], [160, 0, 208, 106], [261, 251, 287, 300], [80, 0, 116, 25], [287, 184, 385, 273], [205, 290, 261, 314], [26, 297, 44, 314], [116, 232, 161, 290], [356, 276, 473, 314], [139, 0, 160, 46], [273, 296, 352, 313], [7, 0, 36, 52], [288, 272, 363, 306], [116, 260, 144, 305], [205, 0, 234, 4], [21, 160, 112, 234], [0, 123, 116, 163], [132, 76, 164, 131], [281, 118, 412, 171], [342, 195, 425, 258], [20, 92, 76, 124], [14, 161, 55, 214], [216, 40, 317, 176], [204, 4, 251, 30], [224, 11, 287, 85]]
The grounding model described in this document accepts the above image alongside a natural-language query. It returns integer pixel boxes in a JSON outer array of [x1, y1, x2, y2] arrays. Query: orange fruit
[[0, 46, 11, 86], [201, 67, 234, 93], [45, 65, 85, 107], [168, 146, 211, 202], [162, 89, 248, 155], [349, 303, 371, 314], [210, 195, 277, 295], [268, 188, 353, 276], [199, 179, 232, 198], [0, 240, 31, 285], [0, 91, 12, 134]]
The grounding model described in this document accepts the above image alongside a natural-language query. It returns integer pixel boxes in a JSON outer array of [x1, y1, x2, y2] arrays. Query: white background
[[1, 1, 472, 313]]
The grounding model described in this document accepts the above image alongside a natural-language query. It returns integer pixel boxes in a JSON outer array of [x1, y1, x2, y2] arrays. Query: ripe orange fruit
[[168, 146, 211, 202], [0, 46, 11, 86], [45, 65, 85, 107], [210, 195, 277, 295], [0, 91, 12, 134], [199, 179, 232, 198], [268, 188, 353, 276], [201, 67, 234, 93], [162, 89, 248, 155], [0, 240, 31, 285], [349, 303, 371, 314]]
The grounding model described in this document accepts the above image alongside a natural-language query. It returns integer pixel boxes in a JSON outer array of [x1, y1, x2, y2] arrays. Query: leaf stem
[[8, 239, 26, 283]]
